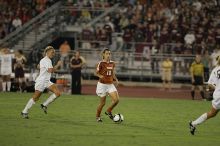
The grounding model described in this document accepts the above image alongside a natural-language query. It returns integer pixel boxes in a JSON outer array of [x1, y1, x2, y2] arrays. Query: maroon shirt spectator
[[206, 29, 215, 44], [123, 28, 133, 42], [195, 27, 204, 44], [173, 42, 183, 54], [145, 25, 154, 43], [99, 29, 108, 41], [81, 27, 93, 41], [159, 27, 169, 45]]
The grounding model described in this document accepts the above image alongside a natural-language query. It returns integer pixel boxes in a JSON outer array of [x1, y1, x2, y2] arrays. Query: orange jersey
[[96, 61, 115, 84]]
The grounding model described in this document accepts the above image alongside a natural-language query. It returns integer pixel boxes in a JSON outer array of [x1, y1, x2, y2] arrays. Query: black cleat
[[40, 104, 47, 114], [105, 111, 114, 120], [189, 121, 196, 135], [96, 117, 103, 122], [21, 112, 29, 119]]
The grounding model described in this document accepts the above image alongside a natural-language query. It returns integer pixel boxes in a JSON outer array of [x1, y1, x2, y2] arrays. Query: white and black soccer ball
[[113, 113, 124, 123]]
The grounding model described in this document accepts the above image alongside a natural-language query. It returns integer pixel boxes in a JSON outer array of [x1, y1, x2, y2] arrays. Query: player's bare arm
[[94, 70, 104, 79], [48, 60, 62, 73], [208, 84, 215, 91], [113, 70, 119, 86], [94, 64, 103, 79], [37, 64, 40, 70]]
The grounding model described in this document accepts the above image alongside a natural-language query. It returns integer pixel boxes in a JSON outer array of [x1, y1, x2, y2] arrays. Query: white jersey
[[35, 56, 53, 83], [0, 54, 14, 75], [208, 65, 220, 98]]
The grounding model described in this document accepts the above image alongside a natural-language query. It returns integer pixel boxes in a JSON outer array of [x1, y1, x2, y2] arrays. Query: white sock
[[192, 113, 207, 126], [43, 94, 57, 107], [22, 98, 35, 113], [7, 82, 11, 91], [2, 82, 6, 91]]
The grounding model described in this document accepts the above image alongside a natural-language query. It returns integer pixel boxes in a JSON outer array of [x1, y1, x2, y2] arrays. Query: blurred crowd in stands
[[0, 0, 59, 39], [64, 0, 220, 56], [1, 0, 220, 56]]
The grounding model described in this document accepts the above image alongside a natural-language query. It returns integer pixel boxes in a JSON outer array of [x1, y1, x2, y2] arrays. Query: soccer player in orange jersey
[[95, 48, 119, 122]]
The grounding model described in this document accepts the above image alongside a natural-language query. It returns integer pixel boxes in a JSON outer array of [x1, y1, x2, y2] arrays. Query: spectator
[[172, 42, 183, 74], [115, 34, 124, 51], [150, 40, 160, 73], [201, 50, 212, 82], [70, 51, 85, 94], [14, 50, 27, 92], [103, 16, 114, 44], [122, 28, 133, 51], [81, 25, 93, 50], [59, 40, 71, 70], [184, 30, 196, 46], [0, 48, 14, 92], [190, 55, 205, 100], [161, 56, 173, 90], [12, 16, 22, 30]]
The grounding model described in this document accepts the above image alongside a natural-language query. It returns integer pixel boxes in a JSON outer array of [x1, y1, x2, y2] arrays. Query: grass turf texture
[[0, 92, 220, 146]]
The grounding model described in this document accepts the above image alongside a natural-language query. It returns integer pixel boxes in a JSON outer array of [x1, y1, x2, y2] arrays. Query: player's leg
[[41, 83, 61, 112], [106, 87, 119, 119], [192, 107, 218, 126], [96, 82, 107, 122], [189, 98, 220, 135], [96, 96, 106, 122], [21, 90, 42, 118], [190, 106, 218, 135]]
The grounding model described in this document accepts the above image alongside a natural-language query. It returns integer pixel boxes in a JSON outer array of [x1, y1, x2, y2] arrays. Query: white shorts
[[35, 81, 54, 92], [0, 69, 12, 75], [212, 97, 220, 110], [96, 82, 117, 97]]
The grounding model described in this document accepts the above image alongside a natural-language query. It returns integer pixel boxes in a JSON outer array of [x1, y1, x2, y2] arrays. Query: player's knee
[[100, 102, 105, 107], [209, 111, 217, 118], [114, 98, 119, 104], [55, 91, 61, 97], [211, 112, 217, 118], [33, 97, 39, 102]]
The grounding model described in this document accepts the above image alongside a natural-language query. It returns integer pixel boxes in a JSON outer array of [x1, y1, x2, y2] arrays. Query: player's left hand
[[56, 60, 62, 67], [114, 80, 119, 87]]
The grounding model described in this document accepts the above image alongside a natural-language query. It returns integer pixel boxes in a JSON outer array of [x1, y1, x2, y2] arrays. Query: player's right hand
[[56, 60, 62, 67]]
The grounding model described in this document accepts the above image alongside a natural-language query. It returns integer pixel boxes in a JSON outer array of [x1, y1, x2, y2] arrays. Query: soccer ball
[[113, 113, 124, 123]]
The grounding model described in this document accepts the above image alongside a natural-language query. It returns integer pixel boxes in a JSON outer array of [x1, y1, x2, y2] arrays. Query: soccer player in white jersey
[[21, 46, 62, 119], [0, 48, 14, 92], [189, 56, 220, 135]]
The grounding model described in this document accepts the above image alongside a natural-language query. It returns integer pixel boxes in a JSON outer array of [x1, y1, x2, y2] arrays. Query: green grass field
[[0, 92, 220, 146]]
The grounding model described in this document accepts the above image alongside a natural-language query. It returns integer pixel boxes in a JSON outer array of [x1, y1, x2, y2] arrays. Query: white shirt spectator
[[0, 54, 14, 75], [12, 17, 22, 28], [184, 32, 196, 45], [35, 56, 53, 82], [193, 1, 202, 11]]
